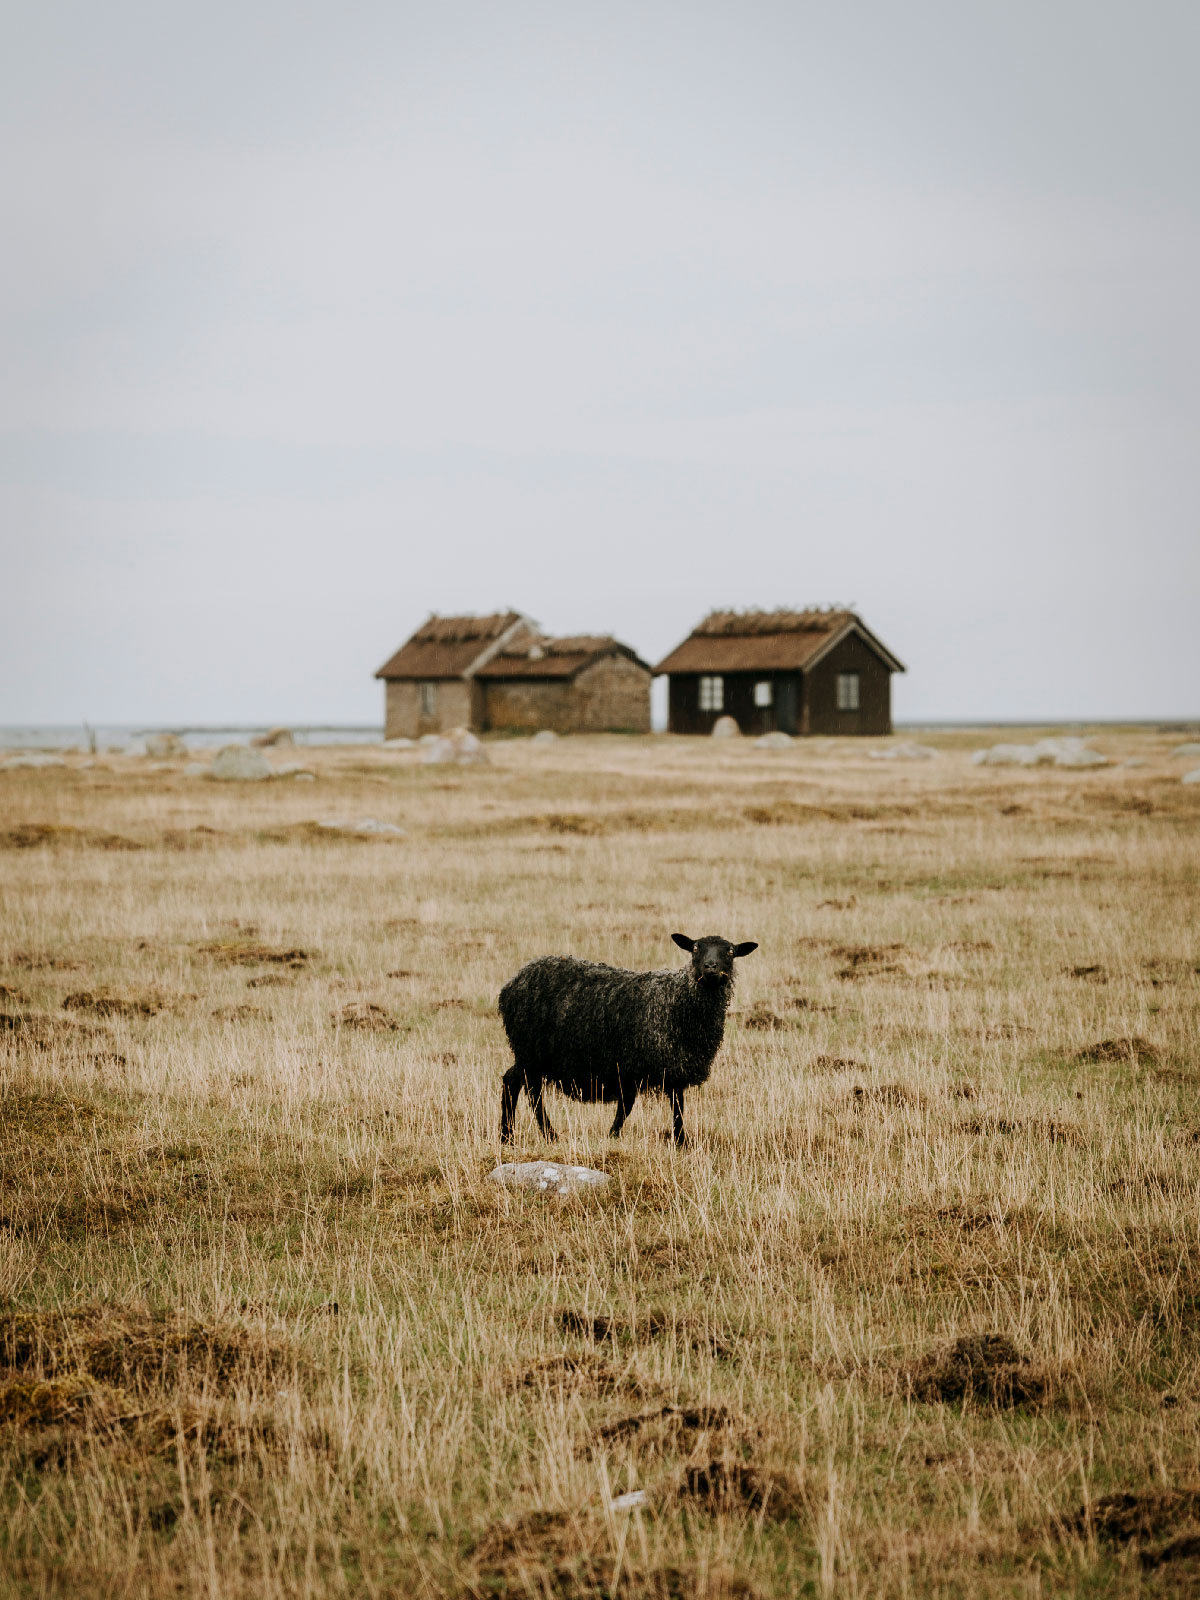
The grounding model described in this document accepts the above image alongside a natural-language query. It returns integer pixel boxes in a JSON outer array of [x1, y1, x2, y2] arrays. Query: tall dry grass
[[0, 728, 1197, 1597]]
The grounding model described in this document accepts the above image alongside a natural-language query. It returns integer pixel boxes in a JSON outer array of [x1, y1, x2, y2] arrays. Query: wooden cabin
[[375, 613, 652, 737], [655, 609, 905, 736]]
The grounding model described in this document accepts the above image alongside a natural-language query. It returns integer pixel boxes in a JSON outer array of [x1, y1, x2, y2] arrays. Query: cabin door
[[775, 677, 798, 735]]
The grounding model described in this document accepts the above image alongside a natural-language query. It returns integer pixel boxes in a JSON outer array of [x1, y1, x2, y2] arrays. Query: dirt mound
[[680, 1460, 805, 1519], [0, 1306, 298, 1393], [851, 1083, 926, 1108], [0, 1012, 92, 1049], [62, 991, 166, 1018], [598, 1404, 737, 1442], [833, 944, 909, 979], [212, 1004, 263, 1022], [506, 1353, 650, 1397], [740, 1003, 792, 1031], [332, 1002, 403, 1032], [810, 1055, 863, 1073], [1072, 1488, 1200, 1552], [903, 1333, 1047, 1408], [1075, 1036, 1159, 1065], [197, 941, 311, 967]]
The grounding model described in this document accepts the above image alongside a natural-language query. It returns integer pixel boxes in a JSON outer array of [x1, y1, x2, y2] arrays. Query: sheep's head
[[672, 933, 758, 988]]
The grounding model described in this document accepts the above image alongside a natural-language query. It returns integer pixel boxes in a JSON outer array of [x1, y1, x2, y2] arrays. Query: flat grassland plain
[[0, 731, 1197, 1599]]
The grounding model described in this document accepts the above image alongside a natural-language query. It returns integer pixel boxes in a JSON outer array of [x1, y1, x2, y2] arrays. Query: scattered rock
[[273, 764, 316, 779], [488, 1161, 610, 1196], [1184, 769, 1200, 786], [1054, 747, 1108, 768], [316, 818, 406, 835], [144, 733, 186, 758], [1124, 757, 1147, 768], [1, 753, 66, 769], [971, 744, 1039, 767], [710, 716, 740, 739], [869, 742, 939, 760], [1171, 743, 1200, 759], [383, 736, 414, 748], [971, 738, 1107, 768], [532, 729, 558, 743], [209, 746, 272, 781], [753, 731, 792, 750], [251, 727, 293, 747], [421, 728, 489, 765], [183, 762, 208, 776], [610, 1489, 647, 1511]]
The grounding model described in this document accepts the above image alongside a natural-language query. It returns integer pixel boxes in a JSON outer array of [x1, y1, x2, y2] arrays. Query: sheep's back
[[499, 956, 671, 1087]]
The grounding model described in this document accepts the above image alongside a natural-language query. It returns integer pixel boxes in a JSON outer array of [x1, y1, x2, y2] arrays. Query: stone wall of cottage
[[384, 678, 481, 738], [572, 654, 652, 732]]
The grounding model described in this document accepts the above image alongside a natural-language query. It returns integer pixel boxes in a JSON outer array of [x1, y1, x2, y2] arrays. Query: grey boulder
[[487, 1161, 610, 1196], [209, 745, 272, 781]]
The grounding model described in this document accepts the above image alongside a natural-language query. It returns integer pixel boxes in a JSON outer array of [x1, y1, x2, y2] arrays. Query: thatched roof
[[375, 612, 533, 679], [655, 609, 904, 675], [476, 636, 651, 681]]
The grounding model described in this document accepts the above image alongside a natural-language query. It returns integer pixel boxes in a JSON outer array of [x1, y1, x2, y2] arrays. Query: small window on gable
[[420, 682, 438, 718], [836, 673, 860, 711], [699, 675, 724, 712], [753, 680, 773, 707]]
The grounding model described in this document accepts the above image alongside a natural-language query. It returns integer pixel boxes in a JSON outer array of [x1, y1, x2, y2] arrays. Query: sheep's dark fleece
[[498, 933, 757, 1146]]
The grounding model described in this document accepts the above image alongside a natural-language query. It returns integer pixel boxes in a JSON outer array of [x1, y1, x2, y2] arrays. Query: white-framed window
[[836, 673, 860, 711], [753, 680, 773, 707], [419, 682, 438, 718], [698, 675, 724, 712]]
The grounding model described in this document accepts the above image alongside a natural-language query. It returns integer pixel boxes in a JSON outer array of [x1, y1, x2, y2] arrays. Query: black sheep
[[498, 933, 758, 1146]]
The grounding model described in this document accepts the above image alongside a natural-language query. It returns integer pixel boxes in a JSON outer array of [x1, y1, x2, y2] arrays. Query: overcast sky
[[4, 0, 1197, 724]]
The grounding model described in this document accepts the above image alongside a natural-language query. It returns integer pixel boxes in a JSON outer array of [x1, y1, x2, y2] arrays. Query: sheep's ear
[[732, 941, 758, 958], [671, 933, 696, 953]]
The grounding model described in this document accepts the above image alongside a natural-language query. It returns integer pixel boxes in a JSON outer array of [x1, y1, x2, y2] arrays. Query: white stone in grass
[[487, 1161, 610, 1196], [869, 742, 939, 761], [2, 752, 66, 768], [1123, 757, 1147, 768], [1053, 747, 1108, 767], [610, 1490, 648, 1511], [384, 736, 415, 748], [210, 745, 272, 780], [145, 732, 186, 758], [711, 716, 740, 738], [532, 729, 558, 743], [1183, 768, 1200, 785], [754, 731, 792, 750], [183, 761, 208, 776], [971, 744, 1039, 766]]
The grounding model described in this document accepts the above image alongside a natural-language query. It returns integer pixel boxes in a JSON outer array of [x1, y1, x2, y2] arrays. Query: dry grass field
[[1, 729, 1198, 1599]]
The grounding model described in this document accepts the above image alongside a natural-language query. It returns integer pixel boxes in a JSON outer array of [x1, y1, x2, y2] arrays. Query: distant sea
[[0, 725, 383, 753]]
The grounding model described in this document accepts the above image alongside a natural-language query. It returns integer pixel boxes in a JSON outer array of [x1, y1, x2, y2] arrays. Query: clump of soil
[[0, 985, 29, 1003], [903, 1333, 1047, 1408], [62, 991, 166, 1018], [0, 825, 142, 851], [598, 1404, 737, 1442], [0, 1374, 130, 1429], [741, 1003, 790, 1031], [1075, 1036, 1159, 1065], [0, 1306, 298, 1393], [1072, 1488, 1200, 1547], [0, 1013, 93, 1049], [833, 944, 909, 979], [6, 952, 84, 971], [810, 1055, 862, 1073], [246, 973, 293, 988], [212, 1004, 263, 1022], [1066, 964, 1108, 981], [197, 941, 311, 968], [555, 1308, 732, 1357], [506, 1353, 650, 1397], [850, 1083, 926, 1108], [332, 1002, 403, 1032], [680, 1460, 805, 1519]]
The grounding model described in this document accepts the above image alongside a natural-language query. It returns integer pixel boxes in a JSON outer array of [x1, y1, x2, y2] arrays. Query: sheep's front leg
[[669, 1086, 687, 1147], [608, 1081, 637, 1139], [527, 1073, 558, 1141], [500, 1064, 524, 1144]]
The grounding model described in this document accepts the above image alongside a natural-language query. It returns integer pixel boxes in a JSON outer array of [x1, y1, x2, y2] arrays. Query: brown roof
[[375, 612, 530, 679], [475, 635, 651, 681], [654, 609, 904, 675]]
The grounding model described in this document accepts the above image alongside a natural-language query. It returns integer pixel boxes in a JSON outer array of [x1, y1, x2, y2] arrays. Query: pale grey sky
[[3, 0, 1197, 723]]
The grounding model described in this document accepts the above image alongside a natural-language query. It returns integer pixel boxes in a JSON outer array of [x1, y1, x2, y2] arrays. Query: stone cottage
[[375, 612, 652, 738]]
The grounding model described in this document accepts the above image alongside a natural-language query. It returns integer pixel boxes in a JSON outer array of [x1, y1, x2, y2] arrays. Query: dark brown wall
[[667, 672, 802, 736], [803, 633, 892, 735], [665, 634, 893, 737]]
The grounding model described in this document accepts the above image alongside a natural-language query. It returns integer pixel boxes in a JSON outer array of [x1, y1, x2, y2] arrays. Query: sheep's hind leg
[[527, 1073, 557, 1141], [499, 1065, 524, 1144], [608, 1082, 637, 1139]]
